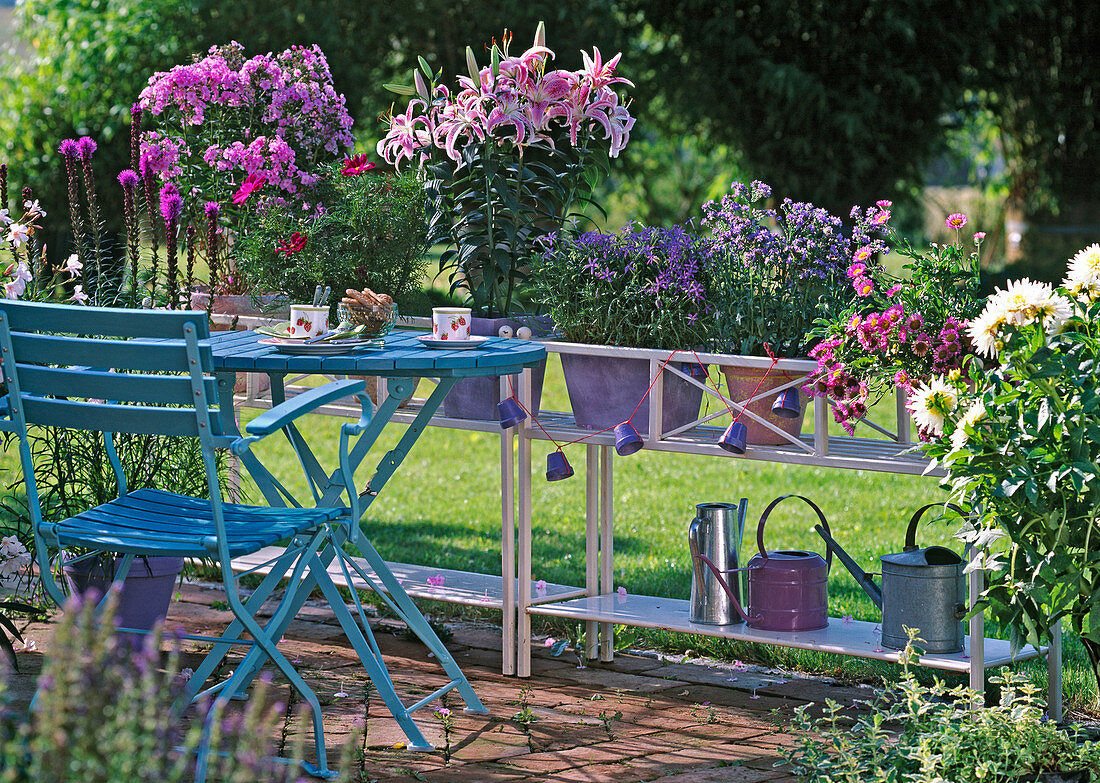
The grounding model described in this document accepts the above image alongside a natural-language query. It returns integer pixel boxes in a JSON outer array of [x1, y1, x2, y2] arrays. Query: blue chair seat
[[53, 488, 343, 558]]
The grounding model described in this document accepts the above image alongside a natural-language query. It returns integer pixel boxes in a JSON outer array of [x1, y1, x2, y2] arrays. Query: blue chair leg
[[338, 541, 489, 716]]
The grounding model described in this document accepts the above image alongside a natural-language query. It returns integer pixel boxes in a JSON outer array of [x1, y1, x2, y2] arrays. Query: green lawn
[[3, 353, 1095, 715]]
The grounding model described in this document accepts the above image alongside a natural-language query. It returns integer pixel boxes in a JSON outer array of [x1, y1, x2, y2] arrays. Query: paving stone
[[653, 662, 789, 691], [651, 763, 792, 782], [447, 722, 531, 763], [550, 666, 684, 694], [587, 653, 666, 674]]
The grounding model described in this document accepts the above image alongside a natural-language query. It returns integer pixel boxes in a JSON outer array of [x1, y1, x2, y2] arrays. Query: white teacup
[[431, 307, 472, 341], [288, 304, 329, 338]]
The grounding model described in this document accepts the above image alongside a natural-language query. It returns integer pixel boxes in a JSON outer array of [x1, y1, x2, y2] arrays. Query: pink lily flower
[[581, 48, 634, 90]]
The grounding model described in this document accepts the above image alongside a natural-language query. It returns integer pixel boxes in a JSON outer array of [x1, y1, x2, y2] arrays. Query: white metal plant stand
[[220, 314, 1061, 719]]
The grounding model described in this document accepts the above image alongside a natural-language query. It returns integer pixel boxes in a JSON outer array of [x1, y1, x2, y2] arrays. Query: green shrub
[[782, 633, 1100, 782]]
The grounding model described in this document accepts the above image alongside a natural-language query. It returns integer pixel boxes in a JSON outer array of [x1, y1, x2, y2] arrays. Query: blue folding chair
[[0, 299, 373, 779]]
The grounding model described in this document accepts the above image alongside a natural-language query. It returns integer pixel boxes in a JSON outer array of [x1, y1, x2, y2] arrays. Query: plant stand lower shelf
[[526, 592, 1046, 674], [231, 547, 585, 610]]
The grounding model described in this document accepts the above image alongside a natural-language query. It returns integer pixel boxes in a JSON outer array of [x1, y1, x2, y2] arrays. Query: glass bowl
[[336, 301, 399, 339]]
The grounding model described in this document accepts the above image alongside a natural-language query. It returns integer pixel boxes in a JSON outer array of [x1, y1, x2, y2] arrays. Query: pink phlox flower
[[945, 212, 967, 229], [544, 637, 556, 647], [616, 586, 627, 597], [842, 614, 854, 624], [231, 172, 267, 204], [580, 48, 634, 90], [426, 574, 445, 587], [535, 579, 547, 593]]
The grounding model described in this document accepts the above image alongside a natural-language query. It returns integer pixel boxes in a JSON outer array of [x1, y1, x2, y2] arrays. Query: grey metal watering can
[[815, 503, 968, 654]]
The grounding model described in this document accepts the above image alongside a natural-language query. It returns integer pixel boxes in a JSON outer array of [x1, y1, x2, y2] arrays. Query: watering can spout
[[813, 524, 883, 610]]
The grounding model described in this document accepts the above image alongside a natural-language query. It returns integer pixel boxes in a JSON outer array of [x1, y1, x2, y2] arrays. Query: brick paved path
[[7, 582, 876, 781]]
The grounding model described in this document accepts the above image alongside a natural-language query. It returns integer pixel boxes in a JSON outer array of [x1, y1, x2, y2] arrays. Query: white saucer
[[417, 335, 490, 350]]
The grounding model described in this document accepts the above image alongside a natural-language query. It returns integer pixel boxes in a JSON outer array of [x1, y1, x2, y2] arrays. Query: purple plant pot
[[560, 353, 704, 434], [62, 552, 183, 643], [442, 315, 552, 421]]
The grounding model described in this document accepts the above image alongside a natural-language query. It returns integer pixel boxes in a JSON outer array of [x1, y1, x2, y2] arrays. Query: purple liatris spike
[[159, 182, 182, 223]]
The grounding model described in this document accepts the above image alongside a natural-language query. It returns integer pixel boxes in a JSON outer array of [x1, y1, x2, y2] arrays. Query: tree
[[625, 0, 997, 216]]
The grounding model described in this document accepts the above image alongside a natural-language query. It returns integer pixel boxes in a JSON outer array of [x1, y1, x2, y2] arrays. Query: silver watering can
[[688, 500, 748, 625], [696, 495, 833, 632], [815, 503, 968, 654]]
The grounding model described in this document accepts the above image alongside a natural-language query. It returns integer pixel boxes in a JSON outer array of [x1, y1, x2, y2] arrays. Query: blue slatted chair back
[[0, 300, 227, 440]]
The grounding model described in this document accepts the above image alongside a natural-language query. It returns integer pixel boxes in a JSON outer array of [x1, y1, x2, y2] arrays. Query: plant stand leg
[[585, 443, 599, 661], [968, 543, 985, 707], [600, 444, 614, 662], [1048, 619, 1063, 722], [500, 375, 516, 676], [517, 368, 534, 678]]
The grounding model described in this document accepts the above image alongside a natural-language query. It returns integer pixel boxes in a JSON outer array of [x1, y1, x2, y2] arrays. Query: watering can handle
[[904, 502, 969, 551], [756, 494, 833, 573], [693, 554, 754, 623]]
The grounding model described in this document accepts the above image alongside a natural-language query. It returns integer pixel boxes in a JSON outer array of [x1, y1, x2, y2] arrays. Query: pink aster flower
[[886, 283, 903, 297], [852, 246, 873, 263], [847, 262, 867, 279], [872, 210, 891, 226], [853, 276, 874, 297], [876, 200, 892, 208], [974, 231, 986, 242], [945, 212, 967, 230]]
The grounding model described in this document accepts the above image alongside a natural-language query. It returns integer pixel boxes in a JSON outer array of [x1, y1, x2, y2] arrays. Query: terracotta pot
[[442, 316, 552, 421], [720, 366, 808, 446], [560, 352, 704, 434]]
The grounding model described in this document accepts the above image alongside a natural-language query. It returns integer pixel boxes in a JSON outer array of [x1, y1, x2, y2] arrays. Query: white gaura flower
[[63, 254, 83, 277], [6, 222, 30, 247], [69, 284, 89, 304], [967, 306, 1006, 358], [950, 400, 987, 451], [908, 376, 958, 437]]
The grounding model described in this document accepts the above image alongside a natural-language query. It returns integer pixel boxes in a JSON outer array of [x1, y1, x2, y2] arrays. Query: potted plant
[[234, 157, 429, 319], [136, 41, 355, 311], [530, 223, 713, 432], [704, 180, 859, 445], [378, 23, 635, 420], [914, 244, 1100, 693], [807, 208, 985, 437]]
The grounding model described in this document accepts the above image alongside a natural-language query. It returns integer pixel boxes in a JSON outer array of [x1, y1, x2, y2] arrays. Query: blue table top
[[207, 328, 546, 378]]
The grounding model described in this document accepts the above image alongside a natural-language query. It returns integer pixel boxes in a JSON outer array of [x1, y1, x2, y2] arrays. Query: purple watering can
[[695, 495, 833, 632]]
